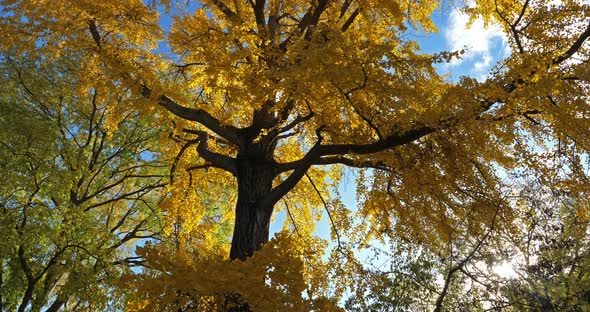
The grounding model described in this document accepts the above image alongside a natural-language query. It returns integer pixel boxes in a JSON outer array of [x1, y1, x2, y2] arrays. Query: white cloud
[[444, 9, 510, 80]]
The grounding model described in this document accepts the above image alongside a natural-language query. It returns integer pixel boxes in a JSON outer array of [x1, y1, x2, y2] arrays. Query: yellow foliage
[[125, 232, 342, 311]]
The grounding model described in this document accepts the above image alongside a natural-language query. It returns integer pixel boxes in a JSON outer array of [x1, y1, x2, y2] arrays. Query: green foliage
[[345, 248, 438, 311], [495, 183, 590, 311], [0, 56, 167, 311], [346, 179, 590, 312]]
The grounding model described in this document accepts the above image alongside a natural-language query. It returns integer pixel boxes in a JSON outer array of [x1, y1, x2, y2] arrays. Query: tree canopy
[[0, 56, 167, 310], [1, 0, 589, 310]]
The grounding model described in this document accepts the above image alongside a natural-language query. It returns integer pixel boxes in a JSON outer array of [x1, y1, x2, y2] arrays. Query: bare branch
[[83, 182, 166, 211], [113, 256, 149, 268], [277, 112, 314, 134], [495, 0, 530, 54], [274, 130, 300, 142], [110, 207, 134, 234], [305, 173, 344, 251], [110, 220, 148, 250], [337, 86, 382, 140], [282, 197, 304, 239], [170, 138, 200, 183], [433, 203, 501, 312]]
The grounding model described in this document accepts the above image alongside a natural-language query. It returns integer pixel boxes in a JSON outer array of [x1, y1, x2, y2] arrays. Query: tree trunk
[[44, 298, 67, 312], [229, 156, 275, 260], [17, 283, 35, 312], [225, 155, 276, 311]]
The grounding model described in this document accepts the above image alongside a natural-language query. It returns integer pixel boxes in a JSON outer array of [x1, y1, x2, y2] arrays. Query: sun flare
[[493, 261, 517, 279]]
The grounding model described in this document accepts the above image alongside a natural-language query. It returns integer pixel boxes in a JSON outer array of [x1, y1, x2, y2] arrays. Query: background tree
[[485, 180, 590, 311], [0, 56, 167, 311], [345, 178, 590, 311], [344, 245, 440, 311], [1, 0, 589, 310]]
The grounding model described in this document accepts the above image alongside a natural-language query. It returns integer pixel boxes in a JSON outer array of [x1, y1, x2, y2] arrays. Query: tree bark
[[224, 150, 277, 311], [229, 155, 275, 260]]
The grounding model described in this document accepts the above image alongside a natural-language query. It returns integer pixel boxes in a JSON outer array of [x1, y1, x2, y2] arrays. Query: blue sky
[[435, 6, 510, 81]]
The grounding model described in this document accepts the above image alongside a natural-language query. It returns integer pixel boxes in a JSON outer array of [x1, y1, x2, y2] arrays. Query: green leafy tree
[[0, 56, 167, 311], [347, 179, 590, 312], [492, 181, 590, 311]]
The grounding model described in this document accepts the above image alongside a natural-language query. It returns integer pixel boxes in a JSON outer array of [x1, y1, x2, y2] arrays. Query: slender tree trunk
[[18, 283, 35, 312], [44, 298, 67, 312], [229, 156, 275, 260]]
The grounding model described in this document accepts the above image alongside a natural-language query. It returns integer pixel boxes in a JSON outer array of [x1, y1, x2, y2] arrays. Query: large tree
[[1, 0, 589, 310]]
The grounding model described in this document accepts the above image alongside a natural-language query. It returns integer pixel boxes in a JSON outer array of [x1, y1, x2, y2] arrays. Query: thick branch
[[302, 0, 330, 40], [339, 0, 353, 19], [252, 0, 267, 32], [341, 8, 360, 32], [211, 0, 239, 19], [88, 20, 102, 48], [0, 259, 3, 312], [317, 125, 436, 156], [141, 87, 240, 145], [17, 246, 34, 312], [261, 130, 325, 207], [194, 131, 238, 175], [279, 0, 331, 49], [274, 124, 436, 174], [44, 298, 67, 312], [314, 156, 388, 170], [277, 155, 388, 172], [553, 21, 590, 65]]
